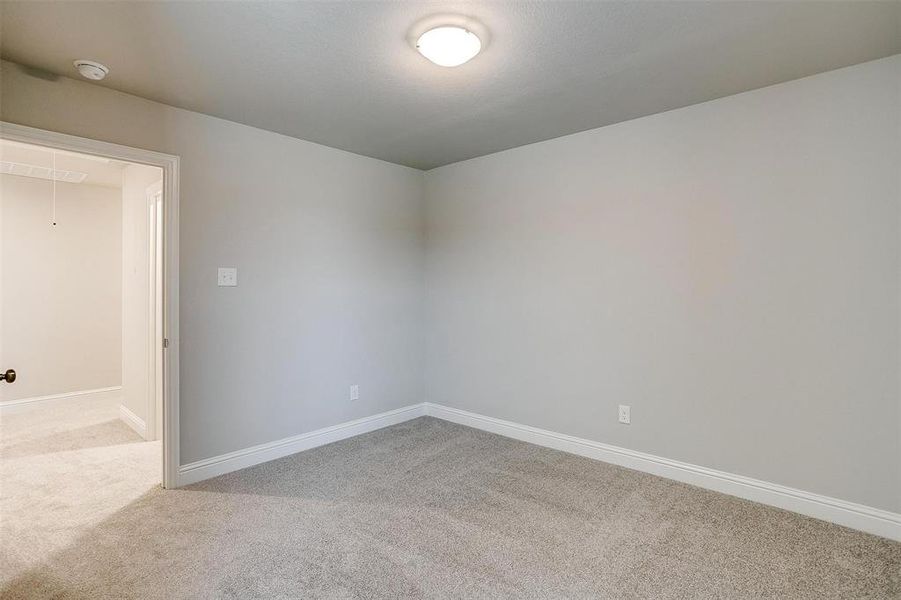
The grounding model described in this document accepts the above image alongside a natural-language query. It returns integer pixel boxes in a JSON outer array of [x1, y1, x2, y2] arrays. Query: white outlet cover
[[618, 404, 631, 424], [350, 384, 360, 401], [217, 267, 237, 287]]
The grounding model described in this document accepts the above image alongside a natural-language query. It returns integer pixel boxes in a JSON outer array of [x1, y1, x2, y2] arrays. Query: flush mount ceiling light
[[416, 26, 482, 67]]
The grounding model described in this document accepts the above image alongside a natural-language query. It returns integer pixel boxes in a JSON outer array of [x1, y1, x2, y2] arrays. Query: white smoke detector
[[73, 60, 109, 81]]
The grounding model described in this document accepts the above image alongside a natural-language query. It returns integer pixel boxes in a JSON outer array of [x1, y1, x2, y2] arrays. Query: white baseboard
[[171, 399, 899, 541], [177, 403, 426, 487], [423, 403, 901, 542], [0, 386, 122, 415], [118, 404, 148, 438]]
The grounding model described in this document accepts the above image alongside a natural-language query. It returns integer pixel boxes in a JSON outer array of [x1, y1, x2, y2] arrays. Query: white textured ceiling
[[1, 1, 899, 170]]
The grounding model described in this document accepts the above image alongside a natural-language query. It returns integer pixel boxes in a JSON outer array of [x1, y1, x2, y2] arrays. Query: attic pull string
[[51, 149, 57, 226]]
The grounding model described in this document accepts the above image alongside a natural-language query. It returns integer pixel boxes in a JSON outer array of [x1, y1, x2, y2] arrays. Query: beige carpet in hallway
[[0, 396, 160, 590], [1, 406, 898, 599]]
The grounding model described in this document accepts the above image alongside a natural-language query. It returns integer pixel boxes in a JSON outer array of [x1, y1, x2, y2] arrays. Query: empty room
[[0, 1, 898, 598]]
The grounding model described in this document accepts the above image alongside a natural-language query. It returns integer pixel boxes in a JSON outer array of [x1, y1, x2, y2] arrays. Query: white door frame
[[146, 180, 163, 442], [0, 121, 181, 489]]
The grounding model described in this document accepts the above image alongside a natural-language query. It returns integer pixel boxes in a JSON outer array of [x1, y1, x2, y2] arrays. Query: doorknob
[[1, 369, 15, 383]]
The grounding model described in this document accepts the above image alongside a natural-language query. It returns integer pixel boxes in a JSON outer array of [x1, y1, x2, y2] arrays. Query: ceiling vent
[[0, 160, 88, 183]]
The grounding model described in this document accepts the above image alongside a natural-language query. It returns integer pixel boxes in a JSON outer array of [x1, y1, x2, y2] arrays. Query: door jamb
[[146, 180, 163, 442], [0, 121, 181, 489]]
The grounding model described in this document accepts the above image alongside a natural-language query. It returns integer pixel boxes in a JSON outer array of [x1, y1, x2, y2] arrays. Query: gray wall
[[424, 56, 901, 512], [1, 60, 425, 464], [3, 56, 899, 513]]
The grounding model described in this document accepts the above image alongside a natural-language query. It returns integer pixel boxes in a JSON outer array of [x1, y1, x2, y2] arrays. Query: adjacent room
[[0, 1, 899, 598], [0, 139, 164, 587]]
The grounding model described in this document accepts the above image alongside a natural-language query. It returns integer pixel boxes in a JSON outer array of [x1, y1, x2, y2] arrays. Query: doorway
[[0, 123, 178, 577], [0, 121, 179, 486], [0, 123, 180, 582]]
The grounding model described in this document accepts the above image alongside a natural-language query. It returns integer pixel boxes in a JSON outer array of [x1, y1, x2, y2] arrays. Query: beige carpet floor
[[0, 396, 161, 592], [1, 401, 899, 599]]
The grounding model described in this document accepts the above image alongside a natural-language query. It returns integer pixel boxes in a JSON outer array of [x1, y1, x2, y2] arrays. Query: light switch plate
[[217, 267, 237, 287]]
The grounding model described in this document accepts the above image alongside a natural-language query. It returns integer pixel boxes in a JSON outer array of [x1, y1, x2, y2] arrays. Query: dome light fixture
[[416, 26, 481, 67]]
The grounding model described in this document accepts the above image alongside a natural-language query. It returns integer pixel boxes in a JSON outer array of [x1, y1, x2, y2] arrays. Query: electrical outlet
[[618, 404, 631, 425], [217, 267, 237, 287], [349, 384, 359, 401]]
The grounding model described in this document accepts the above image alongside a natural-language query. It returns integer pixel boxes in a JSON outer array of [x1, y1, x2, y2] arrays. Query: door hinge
[[163, 338, 169, 349]]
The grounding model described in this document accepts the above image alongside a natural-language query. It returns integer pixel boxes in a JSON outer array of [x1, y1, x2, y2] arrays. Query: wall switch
[[217, 267, 237, 287], [349, 384, 360, 401], [618, 404, 631, 425]]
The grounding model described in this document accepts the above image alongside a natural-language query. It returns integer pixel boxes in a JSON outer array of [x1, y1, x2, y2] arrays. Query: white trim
[[177, 404, 426, 487], [173, 400, 899, 539], [423, 403, 901, 542], [162, 141, 180, 490], [1, 121, 181, 489], [0, 386, 122, 415], [145, 180, 163, 442], [119, 403, 147, 437]]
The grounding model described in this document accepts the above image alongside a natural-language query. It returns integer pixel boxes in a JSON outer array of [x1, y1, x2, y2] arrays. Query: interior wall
[[0, 59, 426, 464], [3, 55, 897, 513], [0, 174, 122, 401], [424, 55, 901, 512], [121, 163, 162, 431]]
